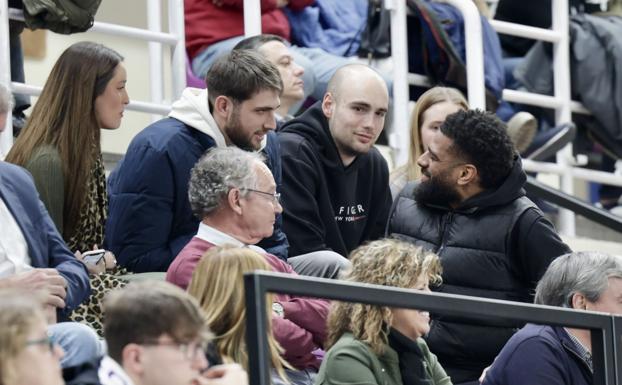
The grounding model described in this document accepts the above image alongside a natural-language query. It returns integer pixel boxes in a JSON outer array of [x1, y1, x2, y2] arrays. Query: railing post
[[147, 0, 164, 122], [169, 0, 186, 100], [441, 0, 486, 110], [613, 316, 622, 385], [243, 0, 261, 37], [552, 0, 575, 236], [0, 0, 13, 155], [591, 324, 617, 385], [385, 0, 410, 167], [244, 274, 271, 385]]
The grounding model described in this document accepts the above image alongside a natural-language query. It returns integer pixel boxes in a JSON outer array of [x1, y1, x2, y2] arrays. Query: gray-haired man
[[166, 146, 338, 384], [482, 251, 622, 385]]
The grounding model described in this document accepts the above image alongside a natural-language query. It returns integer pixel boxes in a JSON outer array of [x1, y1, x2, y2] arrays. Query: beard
[[224, 109, 258, 151], [414, 170, 461, 207]]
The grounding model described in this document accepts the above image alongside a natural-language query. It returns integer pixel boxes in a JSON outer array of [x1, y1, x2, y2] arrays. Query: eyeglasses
[[141, 339, 208, 361], [26, 334, 55, 352], [245, 188, 281, 205]]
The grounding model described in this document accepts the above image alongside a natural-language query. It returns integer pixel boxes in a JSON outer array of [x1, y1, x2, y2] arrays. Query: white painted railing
[[0, 0, 185, 154]]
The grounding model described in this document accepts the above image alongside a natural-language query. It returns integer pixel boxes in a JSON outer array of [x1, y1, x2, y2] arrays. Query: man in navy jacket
[[106, 50, 288, 272], [482, 251, 622, 385]]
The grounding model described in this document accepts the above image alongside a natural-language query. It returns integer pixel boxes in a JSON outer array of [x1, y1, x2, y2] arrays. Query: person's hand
[[194, 364, 248, 385], [103, 250, 118, 270], [5, 269, 67, 309], [75, 245, 117, 274], [74, 250, 106, 275]]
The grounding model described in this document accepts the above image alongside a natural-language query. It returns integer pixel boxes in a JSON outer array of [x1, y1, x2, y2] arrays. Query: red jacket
[[166, 237, 328, 369], [185, 0, 314, 60]]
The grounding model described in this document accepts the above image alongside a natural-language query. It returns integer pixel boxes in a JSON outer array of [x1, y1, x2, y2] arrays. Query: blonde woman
[[317, 239, 451, 385], [187, 246, 294, 385], [0, 290, 64, 385], [390, 87, 468, 197]]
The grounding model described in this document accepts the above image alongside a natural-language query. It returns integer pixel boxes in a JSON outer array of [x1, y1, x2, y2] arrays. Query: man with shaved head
[[278, 64, 392, 261]]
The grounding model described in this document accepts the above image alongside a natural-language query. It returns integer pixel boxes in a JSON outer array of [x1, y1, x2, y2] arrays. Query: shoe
[[524, 123, 577, 161], [506, 112, 537, 153]]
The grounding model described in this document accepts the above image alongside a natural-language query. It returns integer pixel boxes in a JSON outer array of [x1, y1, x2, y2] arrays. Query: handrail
[[7, 8, 180, 45], [0, 0, 13, 152], [386, 0, 411, 166], [10, 82, 172, 116], [244, 271, 621, 385], [0, 1, 185, 155], [440, 0, 486, 109], [525, 177, 622, 234]]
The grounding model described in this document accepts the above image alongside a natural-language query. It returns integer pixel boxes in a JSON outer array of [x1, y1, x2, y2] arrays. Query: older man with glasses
[[166, 146, 335, 384]]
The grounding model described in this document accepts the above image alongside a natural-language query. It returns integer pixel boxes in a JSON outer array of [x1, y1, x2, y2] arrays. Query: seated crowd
[[0, 27, 618, 385]]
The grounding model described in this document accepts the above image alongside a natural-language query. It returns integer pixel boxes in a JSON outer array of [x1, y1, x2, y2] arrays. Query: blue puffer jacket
[[426, 0, 505, 100], [105, 88, 287, 272], [285, 0, 367, 56], [482, 324, 591, 385]]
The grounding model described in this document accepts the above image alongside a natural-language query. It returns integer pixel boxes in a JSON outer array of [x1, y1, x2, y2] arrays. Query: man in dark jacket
[[279, 64, 392, 261], [105, 50, 288, 272], [482, 251, 622, 385], [387, 109, 570, 383]]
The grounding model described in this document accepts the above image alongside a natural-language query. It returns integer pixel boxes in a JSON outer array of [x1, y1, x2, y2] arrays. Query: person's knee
[[50, 322, 104, 368], [316, 251, 351, 274]]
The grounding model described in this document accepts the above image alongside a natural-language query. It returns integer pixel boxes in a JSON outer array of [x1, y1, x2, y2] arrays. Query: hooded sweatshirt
[[387, 156, 571, 383], [278, 101, 392, 258], [105, 88, 285, 272]]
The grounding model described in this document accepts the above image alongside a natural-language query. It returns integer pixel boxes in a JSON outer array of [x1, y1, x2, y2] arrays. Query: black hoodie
[[278, 102, 392, 257], [387, 156, 571, 383]]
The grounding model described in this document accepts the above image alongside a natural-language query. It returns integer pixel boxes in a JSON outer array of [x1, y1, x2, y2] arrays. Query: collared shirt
[[563, 328, 593, 373], [98, 356, 136, 385], [0, 196, 32, 278], [195, 222, 267, 254]]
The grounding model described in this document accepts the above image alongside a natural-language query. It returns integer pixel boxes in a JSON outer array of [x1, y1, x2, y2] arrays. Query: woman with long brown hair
[[7, 41, 128, 255], [6, 41, 129, 334], [317, 238, 451, 385]]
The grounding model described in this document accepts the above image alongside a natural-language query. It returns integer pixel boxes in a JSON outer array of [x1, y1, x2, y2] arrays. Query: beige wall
[[22, 0, 174, 155]]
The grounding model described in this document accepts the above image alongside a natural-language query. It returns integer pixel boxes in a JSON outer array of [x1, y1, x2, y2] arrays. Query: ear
[[322, 92, 335, 119], [456, 164, 478, 186], [213, 95, 233, 120], [570, 292, 587, 310], [121, 343, 145, 377], [228, 188, 244, 216]]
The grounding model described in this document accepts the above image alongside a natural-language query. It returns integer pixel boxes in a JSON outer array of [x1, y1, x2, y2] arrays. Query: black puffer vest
[[387, 159, 538, 382]]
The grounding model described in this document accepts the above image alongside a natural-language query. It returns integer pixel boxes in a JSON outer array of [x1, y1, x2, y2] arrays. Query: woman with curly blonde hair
[[187, 246, 293, 385], [317, 238, 451, 385], [390, 87, 468, 198]]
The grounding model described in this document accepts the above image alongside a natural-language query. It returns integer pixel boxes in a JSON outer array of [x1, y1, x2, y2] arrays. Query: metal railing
[[0, 0, 185, 154], [526, 176, 622, 233], [245, 271, 621, 385]]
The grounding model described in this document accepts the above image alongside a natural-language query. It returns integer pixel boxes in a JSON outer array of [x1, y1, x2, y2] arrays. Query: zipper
[[436, 212, 453, 254]]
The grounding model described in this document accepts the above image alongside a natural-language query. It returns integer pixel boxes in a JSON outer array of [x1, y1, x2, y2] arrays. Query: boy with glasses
[[99, 280, 247, 385]]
